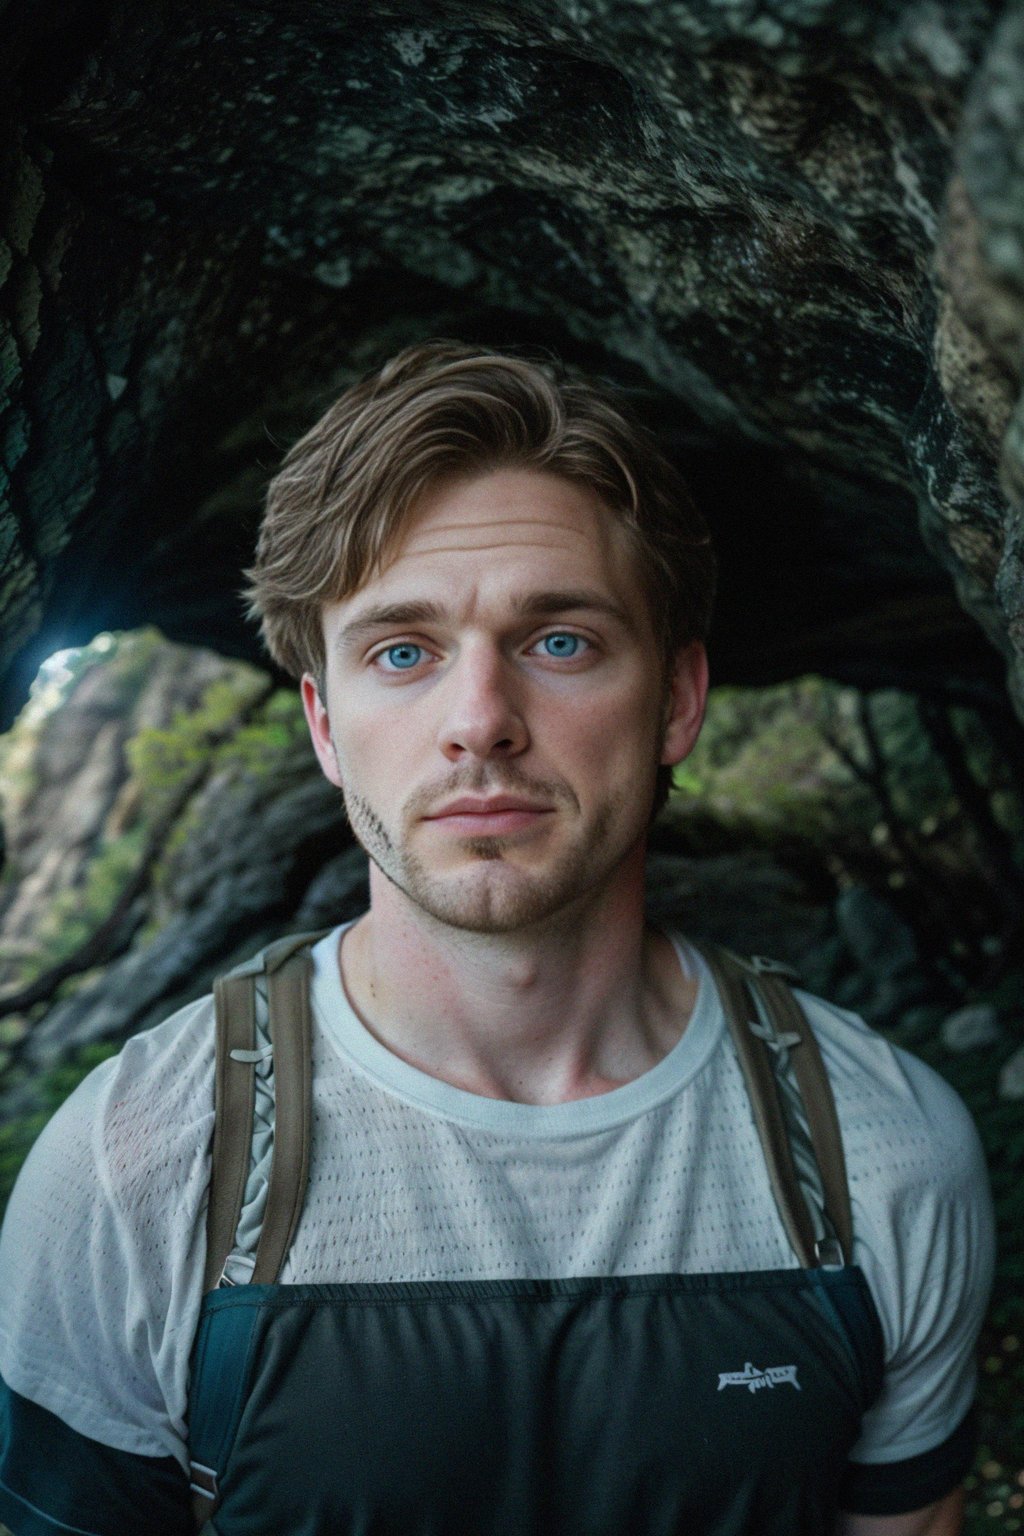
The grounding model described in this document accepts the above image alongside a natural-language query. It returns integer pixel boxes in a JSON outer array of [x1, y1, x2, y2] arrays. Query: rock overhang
[[1, 0, 1021, 726]]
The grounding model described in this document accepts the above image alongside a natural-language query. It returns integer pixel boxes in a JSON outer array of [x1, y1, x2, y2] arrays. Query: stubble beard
[[340, 777, 630, 936]]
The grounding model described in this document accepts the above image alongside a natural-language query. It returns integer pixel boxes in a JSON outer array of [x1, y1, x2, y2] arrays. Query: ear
[[301, 673, 344, 789], [659, 641, 709, 767]]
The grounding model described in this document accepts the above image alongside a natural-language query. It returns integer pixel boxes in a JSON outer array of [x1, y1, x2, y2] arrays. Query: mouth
[[423, 797, 554, 835]]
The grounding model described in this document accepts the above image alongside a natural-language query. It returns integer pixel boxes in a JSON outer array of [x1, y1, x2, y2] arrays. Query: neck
[[339, 847, 695, 1105]]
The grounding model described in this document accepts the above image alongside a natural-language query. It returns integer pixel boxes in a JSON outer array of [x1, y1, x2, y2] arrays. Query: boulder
[[999, 1044, 1024, 1100], [940, 1001, 1002, 1051]]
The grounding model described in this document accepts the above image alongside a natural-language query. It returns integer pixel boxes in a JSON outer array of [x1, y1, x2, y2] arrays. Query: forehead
[[362, 467, 645, 609]]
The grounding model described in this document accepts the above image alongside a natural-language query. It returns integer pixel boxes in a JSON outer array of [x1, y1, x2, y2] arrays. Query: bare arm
[[835, 1486, 964, 1536]]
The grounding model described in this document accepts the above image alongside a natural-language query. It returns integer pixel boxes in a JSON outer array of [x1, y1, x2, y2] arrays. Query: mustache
[[406, 768, 580, 819]]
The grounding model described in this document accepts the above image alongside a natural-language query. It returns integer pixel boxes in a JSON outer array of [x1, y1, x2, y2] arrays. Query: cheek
[[557, 683, 662, 766], [337, 701, 429, 786]]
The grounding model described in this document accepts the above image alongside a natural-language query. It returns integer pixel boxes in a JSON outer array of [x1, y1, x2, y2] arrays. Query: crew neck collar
[[309, 922, 723, 1138]]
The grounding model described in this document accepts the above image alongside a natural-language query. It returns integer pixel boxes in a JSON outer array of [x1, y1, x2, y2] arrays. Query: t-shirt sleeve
[[0, 997, 215, 1535], [826, 1025, 996, 1515], [0, 1378, 194, 1536]]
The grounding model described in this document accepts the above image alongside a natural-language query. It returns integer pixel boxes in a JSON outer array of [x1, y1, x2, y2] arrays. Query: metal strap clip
[[189, 1460, 220, 1500], [748, 954, 802, 981], [814, 1236, 846, 1268]]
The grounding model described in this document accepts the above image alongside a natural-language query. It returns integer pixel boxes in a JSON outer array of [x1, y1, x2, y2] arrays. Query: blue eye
[[539, 633, 584, 658], [379, 643, 423, 670]]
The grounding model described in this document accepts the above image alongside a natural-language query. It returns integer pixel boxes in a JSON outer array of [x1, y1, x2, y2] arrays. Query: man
[[0, 342, 995, 1535]]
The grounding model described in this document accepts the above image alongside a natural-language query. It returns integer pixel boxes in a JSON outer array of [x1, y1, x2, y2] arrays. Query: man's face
[[303, 467, 707, 934]]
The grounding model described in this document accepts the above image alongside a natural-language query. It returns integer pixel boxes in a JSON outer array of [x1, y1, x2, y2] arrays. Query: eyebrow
[[511, 589, 635, 628], [336, 601, 448, 654], [335, 589, 635, 653]]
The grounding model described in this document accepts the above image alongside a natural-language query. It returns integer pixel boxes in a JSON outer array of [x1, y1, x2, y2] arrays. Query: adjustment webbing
[[754, 970, 853, 1261], [203, 931, 328, 1296], [696, 945, 853, 1269], [697, 945, 820, 1268], [251, 942, 314, 1284], [194, 931, 328, 1531], [202, 973, 257, 1295]]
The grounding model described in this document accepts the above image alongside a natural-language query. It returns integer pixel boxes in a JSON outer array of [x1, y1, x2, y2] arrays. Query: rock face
[[0, 634, 350, 1069], [940, 1000, 1002, 1051], [2, 2, 1023, 727], [0, 634, 230, 958]]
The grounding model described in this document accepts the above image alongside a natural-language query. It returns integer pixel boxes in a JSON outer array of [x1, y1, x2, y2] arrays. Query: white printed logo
[[717, 1361, 801, 1393]]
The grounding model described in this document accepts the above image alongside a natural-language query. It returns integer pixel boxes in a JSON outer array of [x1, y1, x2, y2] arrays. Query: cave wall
[[1, 0, 1023, 726]]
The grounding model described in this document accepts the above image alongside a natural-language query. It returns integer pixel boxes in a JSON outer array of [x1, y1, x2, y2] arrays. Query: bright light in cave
[[37, 633, 115, 682], [17, 633, 118, 728], [34, 647, 81, 690]]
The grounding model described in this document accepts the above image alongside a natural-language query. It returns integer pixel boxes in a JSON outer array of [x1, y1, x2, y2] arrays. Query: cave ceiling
[[2, 0, 1024, 728]]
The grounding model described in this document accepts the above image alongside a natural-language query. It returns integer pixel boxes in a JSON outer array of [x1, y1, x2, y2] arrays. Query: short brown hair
[[246, 340, 716, 689]]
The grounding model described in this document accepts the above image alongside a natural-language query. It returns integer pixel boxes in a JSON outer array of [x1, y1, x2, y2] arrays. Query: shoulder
[[0, 995, 220, 1498], [28, 990, 217, 1213], [792, 985, 994, 1363], [0, 990, 218, 1462], [103, 990, 218, 1185], [792, 986, 987, 1199], [787, 992, 997, 1479], [0, 989, 217, 1295]]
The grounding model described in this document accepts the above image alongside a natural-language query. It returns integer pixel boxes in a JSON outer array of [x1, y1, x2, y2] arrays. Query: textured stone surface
[[0, 637, 229, 955], [999, 1042, 1024, 1099], [832, 881, 933, 1019], [0, 635, 350, 1070], [1, 1, 1023, 727], [939, 999, 1002, 1050]]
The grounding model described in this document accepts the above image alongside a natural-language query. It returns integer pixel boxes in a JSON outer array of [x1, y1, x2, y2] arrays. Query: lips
[[422, 796, 555, 835], [426, 796, 550, 819]]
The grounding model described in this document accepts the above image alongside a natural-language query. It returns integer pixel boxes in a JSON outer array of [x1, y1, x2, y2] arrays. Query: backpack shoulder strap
[[192, 927, 338, 1530], [250, 935, 319, 1285], [202, 968, 257, 1295], [202, 930, 329, 1295], [695, 944, 852, 1268], [752, 965, 853, 1262]]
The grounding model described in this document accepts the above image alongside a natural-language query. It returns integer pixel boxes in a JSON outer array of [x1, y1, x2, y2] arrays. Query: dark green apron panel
[[189, 1265, 884, 1536]]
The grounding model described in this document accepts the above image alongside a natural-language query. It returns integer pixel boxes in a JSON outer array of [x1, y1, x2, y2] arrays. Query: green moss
[[143, 688, 307, 879], [10, 825, 147, 990], [127, 674, 265, 796], [672, 677, 871, 841], [671, 678, 1024, 871], [216, 689, 307, 775], [125, 669, 292, 827]]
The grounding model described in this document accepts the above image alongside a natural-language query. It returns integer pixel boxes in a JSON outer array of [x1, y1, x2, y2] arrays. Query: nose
[[437, 643, 529, 764]]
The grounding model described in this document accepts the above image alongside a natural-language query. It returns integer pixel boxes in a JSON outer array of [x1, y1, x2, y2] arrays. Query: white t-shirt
[[0, 927, 995, 1481]]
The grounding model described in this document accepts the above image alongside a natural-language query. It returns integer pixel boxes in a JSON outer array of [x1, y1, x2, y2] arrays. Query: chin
[[385, 855, 587, 935]]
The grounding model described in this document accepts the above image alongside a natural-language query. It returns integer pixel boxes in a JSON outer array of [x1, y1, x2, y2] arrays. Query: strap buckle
[[218, 1251, 257, 1288], [814, 1236, 845, 1268], [747, 1018, 802, 1054], [189, 1460, 220, 1500], [228, 1042, 274, 1064], [748, 954, 802, 982]]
